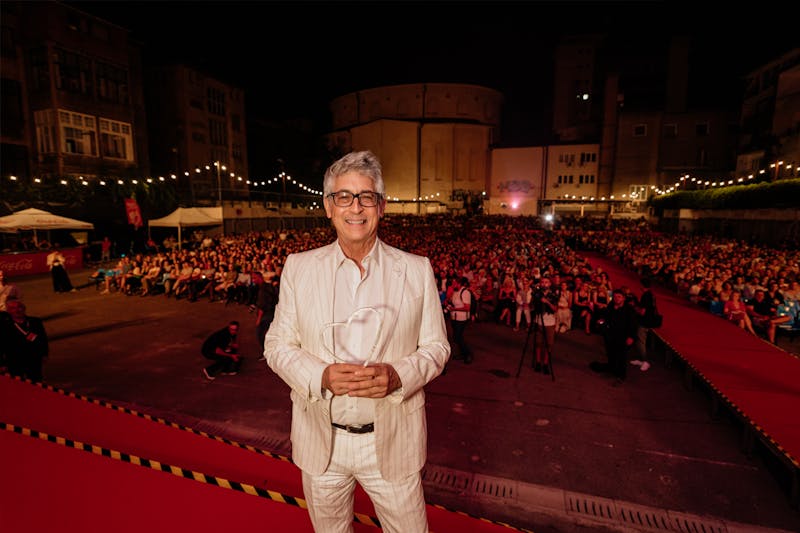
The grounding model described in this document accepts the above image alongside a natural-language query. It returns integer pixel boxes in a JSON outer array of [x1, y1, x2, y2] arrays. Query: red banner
[[0, 247, 85, 276], [124, 198, 143, 229]]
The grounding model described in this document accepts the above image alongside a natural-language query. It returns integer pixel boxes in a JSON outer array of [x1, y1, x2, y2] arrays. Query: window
[[53, 48, 92, 95], [28, 47, 50, 91], [633, 124, 647, 137], [99, 118, 134, 160], [629, 185, 648, 202], [60, 110, 96, 156], [663, 123, 677, 138], [695, 122, 709, 136], [97, 62, 129, 104], [207, 87, 226, 116], [208, 119, 227, 146], [231, 114, 241, 132], [34, 110, 57, 154]]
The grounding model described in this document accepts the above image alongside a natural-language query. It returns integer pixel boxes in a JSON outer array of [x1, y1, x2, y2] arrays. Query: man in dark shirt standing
[[1, 299, 49, 382], [201, 320, 241, 380], [591, 289, 637, 386]]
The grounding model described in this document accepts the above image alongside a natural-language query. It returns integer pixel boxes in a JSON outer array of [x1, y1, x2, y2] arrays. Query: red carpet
[[0, 374, 528, 532], [586, 253, 800, 468]]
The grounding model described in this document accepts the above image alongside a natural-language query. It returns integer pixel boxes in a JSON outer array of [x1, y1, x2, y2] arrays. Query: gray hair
[[323, 150, 385, 196]]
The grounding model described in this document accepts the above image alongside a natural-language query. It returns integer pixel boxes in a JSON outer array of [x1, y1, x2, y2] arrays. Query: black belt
[[332, 422, 374, 434]]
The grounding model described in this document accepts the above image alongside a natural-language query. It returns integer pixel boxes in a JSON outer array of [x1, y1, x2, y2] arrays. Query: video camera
[[532, 286, 559, 314]]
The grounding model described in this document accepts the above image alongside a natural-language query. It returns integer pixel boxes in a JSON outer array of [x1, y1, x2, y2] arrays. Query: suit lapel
[[375, 241, 405, 362], [313, 244, 338, 348]]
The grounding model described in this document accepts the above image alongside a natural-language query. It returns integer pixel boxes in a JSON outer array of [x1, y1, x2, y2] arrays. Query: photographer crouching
[[531, 277, 559, 374]]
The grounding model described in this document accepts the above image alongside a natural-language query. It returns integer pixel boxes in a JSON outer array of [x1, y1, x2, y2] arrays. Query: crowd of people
[[83, 211, 799, 360], [5, 212, 797, 387]]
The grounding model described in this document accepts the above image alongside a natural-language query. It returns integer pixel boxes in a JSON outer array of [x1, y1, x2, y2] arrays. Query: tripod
[[516, 308, 555, 380]]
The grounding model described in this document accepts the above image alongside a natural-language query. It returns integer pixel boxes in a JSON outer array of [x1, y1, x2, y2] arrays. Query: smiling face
[[324, 170, 385, 255]]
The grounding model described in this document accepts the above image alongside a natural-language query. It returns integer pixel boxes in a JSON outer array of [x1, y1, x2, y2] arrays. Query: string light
[[5, 159, 794, 204]]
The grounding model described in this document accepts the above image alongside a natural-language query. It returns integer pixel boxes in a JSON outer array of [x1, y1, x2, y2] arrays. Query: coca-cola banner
[[0, 247, 85, 276]]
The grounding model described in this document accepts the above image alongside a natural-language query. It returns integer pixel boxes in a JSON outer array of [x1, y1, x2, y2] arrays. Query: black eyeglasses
[[326, 190, 382, 207]]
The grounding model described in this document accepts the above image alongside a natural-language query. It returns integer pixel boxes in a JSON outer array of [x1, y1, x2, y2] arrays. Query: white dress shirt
[[330, 241, 384, 426]]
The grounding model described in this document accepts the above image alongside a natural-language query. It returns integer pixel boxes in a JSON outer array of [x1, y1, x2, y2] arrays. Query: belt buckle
[[333, 422, 374, 434]]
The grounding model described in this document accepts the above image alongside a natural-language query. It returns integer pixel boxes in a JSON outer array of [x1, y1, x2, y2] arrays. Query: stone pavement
[[8, 267, 800, 533]]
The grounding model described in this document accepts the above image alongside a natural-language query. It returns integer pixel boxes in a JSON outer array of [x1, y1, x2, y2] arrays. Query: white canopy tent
[[147, 207, 223, 249], [0, 207, 94, 244]]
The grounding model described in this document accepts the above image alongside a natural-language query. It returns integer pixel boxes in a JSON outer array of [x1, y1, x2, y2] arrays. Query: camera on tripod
[[532, 287, 558, 315]]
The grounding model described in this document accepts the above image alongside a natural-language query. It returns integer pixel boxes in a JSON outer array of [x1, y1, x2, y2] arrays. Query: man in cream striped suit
[[264, 150, 450, 532]]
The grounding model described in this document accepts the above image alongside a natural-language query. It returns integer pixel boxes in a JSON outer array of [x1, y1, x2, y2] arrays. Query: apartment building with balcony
[[0, 1, 148, 183]]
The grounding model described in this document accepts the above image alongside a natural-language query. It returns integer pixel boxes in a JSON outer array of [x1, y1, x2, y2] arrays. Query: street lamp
[[277, 158, 286, 209], [771, 160, 784, 181], [214, 161, 226, 205]]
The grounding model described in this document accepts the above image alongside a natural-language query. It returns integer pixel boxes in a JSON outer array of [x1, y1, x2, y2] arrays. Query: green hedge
[[649, 179, 800, 210]]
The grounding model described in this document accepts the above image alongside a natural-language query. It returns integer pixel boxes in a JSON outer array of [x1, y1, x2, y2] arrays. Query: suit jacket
[[264, 239, 450, 481]]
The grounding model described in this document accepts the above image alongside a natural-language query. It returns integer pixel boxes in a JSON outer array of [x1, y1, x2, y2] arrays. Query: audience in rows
[[89, 214, 798, 346]]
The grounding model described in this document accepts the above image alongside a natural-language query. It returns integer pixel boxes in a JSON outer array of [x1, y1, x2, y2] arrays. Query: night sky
[[67, 1, 796, 145]]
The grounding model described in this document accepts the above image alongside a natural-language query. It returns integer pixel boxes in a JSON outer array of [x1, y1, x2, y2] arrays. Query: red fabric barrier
[[586, 253, 800, 465], [0, 429, 316, 533], [0, 375, 518, 532]]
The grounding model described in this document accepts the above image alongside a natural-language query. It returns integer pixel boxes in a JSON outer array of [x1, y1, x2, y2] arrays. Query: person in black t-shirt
[[201, 320, 241, 380]]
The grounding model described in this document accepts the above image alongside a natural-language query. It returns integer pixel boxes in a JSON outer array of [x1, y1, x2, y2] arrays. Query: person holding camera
[[531, 277, 558, 373], [592, 289, 637, 386]]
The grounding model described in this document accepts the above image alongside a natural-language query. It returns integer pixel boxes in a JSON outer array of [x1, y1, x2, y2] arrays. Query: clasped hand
[[323, 362, 401, 398]]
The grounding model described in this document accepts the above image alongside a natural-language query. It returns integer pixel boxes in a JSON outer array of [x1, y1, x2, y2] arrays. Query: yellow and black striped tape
[[0, 420, 387, 528], [2, 377, 537, 532], [5, 375, 292, 463], [1, 421, 536, 531], [651, 335, 800, 469]]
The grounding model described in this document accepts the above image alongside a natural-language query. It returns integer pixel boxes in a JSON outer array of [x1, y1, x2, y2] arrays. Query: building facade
[[0, 1, 149, 183], [737, 49, 800, 179], [144, 65, 250, 206], [328, 83, 503, 214]]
